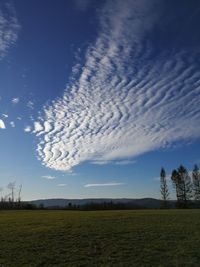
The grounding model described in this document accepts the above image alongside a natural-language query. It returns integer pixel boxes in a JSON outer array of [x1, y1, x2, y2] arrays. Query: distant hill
[[29, 198, 175, 209]]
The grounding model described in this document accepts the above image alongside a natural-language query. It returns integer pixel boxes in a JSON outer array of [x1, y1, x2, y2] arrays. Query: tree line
[[160, 164, 200, 208], [0, 182, 24, 209]]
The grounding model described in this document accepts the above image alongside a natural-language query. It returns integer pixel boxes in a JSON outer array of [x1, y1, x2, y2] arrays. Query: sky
[[0, 0, 200, 201]]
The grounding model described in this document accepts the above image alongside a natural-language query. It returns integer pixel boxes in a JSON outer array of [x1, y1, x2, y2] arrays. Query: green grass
[[0, 210, 200, 266]]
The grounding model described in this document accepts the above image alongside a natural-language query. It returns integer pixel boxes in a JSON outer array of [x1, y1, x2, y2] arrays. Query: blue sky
[[0, 0, 200, 200]]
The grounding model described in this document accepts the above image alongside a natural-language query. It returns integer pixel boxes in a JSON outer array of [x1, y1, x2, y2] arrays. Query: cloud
[[33, 122, 43, 133], [10, 121, 15, 128], [2, 114, 8, 118], [42, 175, 56, 180], [91, 160, 110, 165], [27, 101, 34, 109], [34, 0, 200, 171], [57, 183, 67, 187], [91, 159, 136, 165], [84, 182, 125, 188], [63, 171, 78, 176], [11, 97, 20, 104], [0, 119, 5, 129], [114, 160, 136, 166], [24, 125, 32, 132], [0, 2, 20, 60]]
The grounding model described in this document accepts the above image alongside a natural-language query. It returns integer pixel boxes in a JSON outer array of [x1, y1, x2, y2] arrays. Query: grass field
[[0, 210, 200, 266]]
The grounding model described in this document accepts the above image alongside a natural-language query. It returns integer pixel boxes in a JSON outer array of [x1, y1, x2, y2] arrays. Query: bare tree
[[0, 187, 3, 204], [18, 184, 22, 204], [7, 182, 16, 203]]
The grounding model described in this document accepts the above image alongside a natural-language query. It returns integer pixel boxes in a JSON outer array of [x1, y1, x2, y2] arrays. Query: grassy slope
[[0, 210, 200, 266]]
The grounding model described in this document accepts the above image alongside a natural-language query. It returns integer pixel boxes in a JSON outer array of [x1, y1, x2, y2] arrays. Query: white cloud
[[11, 97, 20, 104], [57, 183, 67, 187], [91, 159, 136, 165], [42, 175, 56, 180], [34, 0, 200, 171], [33, 121, 43, 133], [0, 119, 5, 129], [2, 114, 8, 118], [63, 171, 78, 176], [84, 182, 125, 188], [91, 160, 110, 165], [114, 160, 136, 166], [0, 3, 20, 60], [24, 126, 32, 132], [10, 121, 15, 128], [27, 101, 34, 109]]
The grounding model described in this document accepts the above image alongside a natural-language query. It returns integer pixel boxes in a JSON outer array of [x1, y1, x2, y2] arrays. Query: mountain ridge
[[28, 197, 175, 209]]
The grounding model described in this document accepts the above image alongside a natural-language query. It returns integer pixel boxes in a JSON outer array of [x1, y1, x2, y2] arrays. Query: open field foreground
[[0, 210, 200, 267]]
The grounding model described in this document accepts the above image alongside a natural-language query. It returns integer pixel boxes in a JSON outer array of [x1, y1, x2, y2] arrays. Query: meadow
[[0, 210, 200, 266]]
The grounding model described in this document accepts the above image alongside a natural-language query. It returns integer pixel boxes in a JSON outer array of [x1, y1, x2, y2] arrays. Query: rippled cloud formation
[[34, 0, 200, 171]]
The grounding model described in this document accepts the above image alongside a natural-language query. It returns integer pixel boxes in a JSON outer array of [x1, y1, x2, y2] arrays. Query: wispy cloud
[[34, 0, 200, 171], [11, 97, 20, 104], [84, 182, 125, 188], [42, 175, 56, 180], [91, 159, 136, 165], [10, 121, 15, 128], [2, 114, 8, 118], [91, 160, 110, 165], [27, 101, 34, 109], [0, 119, 6, 129], [24, 125, 32, 132], [0, 2, 20, 60], [114, 160, 136, 166], [57, 183, 67, 187]]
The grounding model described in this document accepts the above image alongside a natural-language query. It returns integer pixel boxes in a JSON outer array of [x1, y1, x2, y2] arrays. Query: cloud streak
[[11, 97, 20, 104], [42, 175, 56, 180], [57, 183, 67, 187], [34, 0, 200, 171], [24, 125, 32, 133], [10, 121, 15, 128], [84, 183, 125, 188]]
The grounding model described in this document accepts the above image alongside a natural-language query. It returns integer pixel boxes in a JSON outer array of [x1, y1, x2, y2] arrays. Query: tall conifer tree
[[160, 167, 169, 207], [171, 165, 192, 208]]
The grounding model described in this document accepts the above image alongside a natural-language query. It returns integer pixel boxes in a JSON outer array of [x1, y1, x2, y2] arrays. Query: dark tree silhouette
[[171, 169, 180, 206], [171, 165, 192, 208], [160, 167, 169, 207], [18, 184, 22, 203], [192, 164, 200, 201]]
